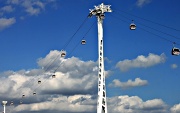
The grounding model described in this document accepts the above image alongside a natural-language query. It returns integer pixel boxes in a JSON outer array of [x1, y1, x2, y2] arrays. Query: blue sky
[[0, 0, 180, 113]]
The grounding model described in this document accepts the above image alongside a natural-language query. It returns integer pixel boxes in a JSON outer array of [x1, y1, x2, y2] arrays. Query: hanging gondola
[[38, 80, 41, 84], [10, 101, 14, 105], [52, 74, 56, 78], [81, 40, 86, 45], [33, 92, 36, 95], [22, 94, 25, 98], [130, 20, 136, 30], [171, 47, 180, 56], [61, 50, 66, 57]]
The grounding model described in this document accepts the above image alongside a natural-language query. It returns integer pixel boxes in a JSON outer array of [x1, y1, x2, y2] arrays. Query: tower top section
[[88, 3, 112, 18], [2, 101, 7, 105]]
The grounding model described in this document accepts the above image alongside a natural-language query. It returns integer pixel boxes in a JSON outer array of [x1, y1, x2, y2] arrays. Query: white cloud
[[109, 78, 148, 89], [0, 17, 16, 30], [0, 50, 99, 98], [0, 50, 178, 113], [25, 7, 41, 15], [171, 103, 180, 113], [6, 0, 57, 16], [21, 1, 42, 15], [0, 0, 57, 30], [116, 53, 166, 72], [14, 95, 96, 113], [1, 5, 14, 13], [108, 95, 168, 113], [136, 0, 152, 7], [171, 64, 178, 69], [11, 95, 169, 113], [7, 0, 20, 4]]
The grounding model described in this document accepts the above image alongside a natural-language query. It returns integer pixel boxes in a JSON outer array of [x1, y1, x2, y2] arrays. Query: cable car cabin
[[22, 94, 25, 98], [171, 47, 180, 56], [130, 23, 136, 30], [61, 53, 66, 57], [38, 80, 41, 84], [33, 92, 36, 95], [52, 74, 56, 78], [10, 101, 14, 105], [81, 40, 86, 45], [61, 50, 66, 57]]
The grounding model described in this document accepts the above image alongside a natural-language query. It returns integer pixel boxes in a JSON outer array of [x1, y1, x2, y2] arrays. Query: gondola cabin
[[130, 23, 136, 30], [22, 94, 25, 98], [33, 92, 36, 95], [171, 47, 180, 56], [38, 80, 41, 84], [61, 53, 66, 57], [52, 74, 56, 78], [81, 40, 86, 45], [10, 101, 14, 105], [61, 50, 66, 57]]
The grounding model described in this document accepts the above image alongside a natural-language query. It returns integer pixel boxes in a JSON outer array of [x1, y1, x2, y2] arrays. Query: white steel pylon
[[88, 3, 112, 113], [2, 101, 7, 113]]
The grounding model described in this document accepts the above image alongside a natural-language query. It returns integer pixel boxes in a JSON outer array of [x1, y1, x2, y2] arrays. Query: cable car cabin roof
[[172, 47, 180, 56]]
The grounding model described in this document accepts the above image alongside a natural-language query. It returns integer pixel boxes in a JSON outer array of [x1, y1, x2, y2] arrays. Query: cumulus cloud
[[0, 17, 16, 30], [14, 95, 96, 113], [109, 78, 148, 89], [108, 95, 168, 113], [1, 5, 14, 13], [136, 0, 152, 7], [0, 50, 178, 113], [0, 1, 56, 30], [21, 1, 43, 15], [0, 50, 98, 113], [171, 103, 180, 113], [0, 50, 99, 98], [7, 0, 20, 4], [116, 53, 166, 72], [6, 0, 56, 16], [171, 64, 178, 69], [8, 95, 170, 113]]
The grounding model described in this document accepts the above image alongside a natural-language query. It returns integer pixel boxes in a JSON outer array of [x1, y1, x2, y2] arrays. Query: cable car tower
[[2, 101, 7, 113], [88, 3, 112, 113]]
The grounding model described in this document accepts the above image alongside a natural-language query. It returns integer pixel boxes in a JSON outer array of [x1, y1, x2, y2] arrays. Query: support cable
[[62, 17, 89, 49], [15, 16, 89, 104], [110, 13, 180, 45], [54, 20, 96, 72], [43, 16, 89, 72], [114, 8, 180, 32], [113, 11, 180, 40], [31, 20, 96, 97]]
